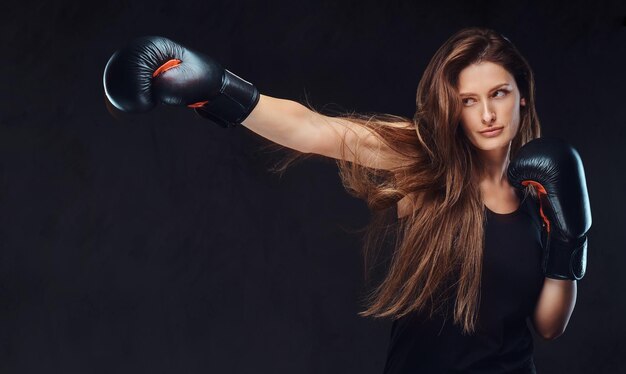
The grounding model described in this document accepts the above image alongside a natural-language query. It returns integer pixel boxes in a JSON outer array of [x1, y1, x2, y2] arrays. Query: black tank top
[[383, 195, 545, 374]]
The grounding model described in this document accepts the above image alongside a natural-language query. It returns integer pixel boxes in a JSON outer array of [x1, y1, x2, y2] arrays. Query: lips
[[479, 127, 504, 138], [480, 127, 504, 134]]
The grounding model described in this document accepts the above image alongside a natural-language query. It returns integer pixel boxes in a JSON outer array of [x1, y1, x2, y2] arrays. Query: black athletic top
[[383, 195, 545, 374]]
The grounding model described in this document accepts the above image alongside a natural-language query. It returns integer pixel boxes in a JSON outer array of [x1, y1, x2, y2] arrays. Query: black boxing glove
[[508, 137, 592, 280], [103, 35, 259, 128]]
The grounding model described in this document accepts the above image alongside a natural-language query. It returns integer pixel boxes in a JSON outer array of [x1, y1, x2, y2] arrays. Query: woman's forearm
[[241, 94, 318, 153], [531, 278, 577, 340]]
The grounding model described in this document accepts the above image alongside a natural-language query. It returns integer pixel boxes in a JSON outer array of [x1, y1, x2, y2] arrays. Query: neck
[[478, 143, 511, 186]]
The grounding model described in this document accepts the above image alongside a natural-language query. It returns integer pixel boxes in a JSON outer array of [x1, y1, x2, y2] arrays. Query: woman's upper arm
[[306, 111, 413, 170], [241, 95, 413, 170]]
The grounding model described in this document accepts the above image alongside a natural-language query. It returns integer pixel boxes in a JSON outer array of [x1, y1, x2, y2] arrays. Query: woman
[[104, 27, 591, 373]]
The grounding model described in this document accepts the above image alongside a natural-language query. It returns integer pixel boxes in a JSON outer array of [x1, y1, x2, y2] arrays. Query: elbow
[[534, 321, 567, 341], [538, 328, 565, 341], [531, 315, 568, 341]]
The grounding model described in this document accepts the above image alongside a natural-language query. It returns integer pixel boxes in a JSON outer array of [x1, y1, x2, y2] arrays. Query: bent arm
[[531, 278, 577, 340], [241, 94, 413, 170]]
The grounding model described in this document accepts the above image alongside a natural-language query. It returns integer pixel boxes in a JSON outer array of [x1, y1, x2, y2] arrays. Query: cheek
[[509, 104, 522, 127], [458, 117, 479, 145], [502, 94, 521, 119]]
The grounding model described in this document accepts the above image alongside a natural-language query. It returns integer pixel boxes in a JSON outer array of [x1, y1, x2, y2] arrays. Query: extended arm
[[103, 36, 412, 171], [242, 94, 412, 170]]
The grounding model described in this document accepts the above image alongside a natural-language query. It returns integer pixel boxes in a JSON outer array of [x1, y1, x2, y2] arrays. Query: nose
[[481, 103, 496, 125]]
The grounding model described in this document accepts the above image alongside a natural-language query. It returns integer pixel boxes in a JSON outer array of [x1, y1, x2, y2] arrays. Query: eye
[[462, 97, 475, 106], [493, 89, 508, 98]]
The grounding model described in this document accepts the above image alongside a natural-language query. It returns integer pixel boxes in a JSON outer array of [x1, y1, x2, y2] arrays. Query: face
[[457, 61, 526, 154]]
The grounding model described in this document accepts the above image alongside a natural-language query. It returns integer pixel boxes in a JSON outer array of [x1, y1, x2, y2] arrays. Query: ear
[[520, 98, 526, 107]]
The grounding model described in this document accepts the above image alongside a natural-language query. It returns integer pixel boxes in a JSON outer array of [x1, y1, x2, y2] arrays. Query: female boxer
[[104, 27, 591, 373]]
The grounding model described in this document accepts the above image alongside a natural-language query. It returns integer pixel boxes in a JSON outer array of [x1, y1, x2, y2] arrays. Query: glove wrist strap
[[194, 70, 260, 128], [544, 233, 587, 280]]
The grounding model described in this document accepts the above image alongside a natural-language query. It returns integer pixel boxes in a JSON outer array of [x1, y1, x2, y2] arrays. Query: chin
[[469, 138, 513, 153]]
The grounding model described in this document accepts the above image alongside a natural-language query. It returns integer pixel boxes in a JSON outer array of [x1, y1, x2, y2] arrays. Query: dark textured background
[[1, 0, 624, 373]]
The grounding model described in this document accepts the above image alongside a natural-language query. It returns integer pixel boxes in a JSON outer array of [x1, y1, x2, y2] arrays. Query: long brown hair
[[264, 27, 540, 334]]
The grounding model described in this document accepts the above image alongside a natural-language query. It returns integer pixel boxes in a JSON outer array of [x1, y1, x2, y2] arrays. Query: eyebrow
[[458, 83, 512, 97]]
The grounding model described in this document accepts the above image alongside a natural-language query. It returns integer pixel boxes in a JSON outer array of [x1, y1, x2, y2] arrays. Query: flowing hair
[[263, 27, 540, 334]]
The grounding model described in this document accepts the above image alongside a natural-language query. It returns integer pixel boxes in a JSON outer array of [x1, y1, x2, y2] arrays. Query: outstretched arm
[[243, 94, 413, 170], [103, 36, 413, 172]]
